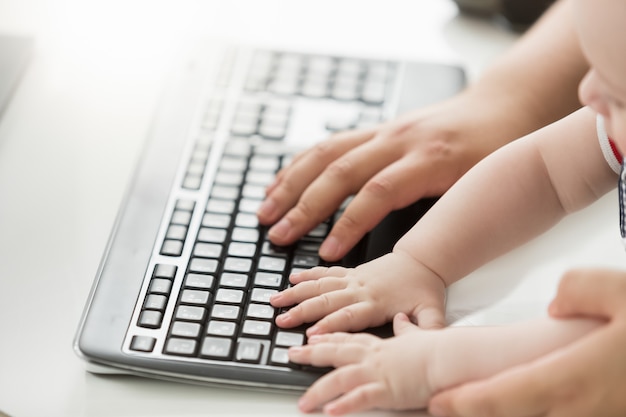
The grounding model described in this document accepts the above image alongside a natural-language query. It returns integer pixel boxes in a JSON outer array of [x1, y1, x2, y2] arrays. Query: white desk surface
[[0, 1, 623, 416]]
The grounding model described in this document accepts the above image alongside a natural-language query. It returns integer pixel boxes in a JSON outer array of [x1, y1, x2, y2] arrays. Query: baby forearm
[[395, 108, 610, 288], [429, 317, 602, 392]]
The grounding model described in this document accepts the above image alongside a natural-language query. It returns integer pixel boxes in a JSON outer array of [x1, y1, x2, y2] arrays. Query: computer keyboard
[[123, 49, 394, 371], [75, 41, 464, 389]]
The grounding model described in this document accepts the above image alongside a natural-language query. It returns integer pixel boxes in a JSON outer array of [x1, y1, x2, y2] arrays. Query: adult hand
[[257, 93, 511, 261], [428, 268, 626, 417]]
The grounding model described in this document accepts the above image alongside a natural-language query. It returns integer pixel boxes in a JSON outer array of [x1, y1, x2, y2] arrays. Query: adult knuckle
[[362, 176, 395, 199], [326, 158, 353, 180], [293, 198, 317, 219], [334, 212, 361, 232], [311, 140, 336, 161]]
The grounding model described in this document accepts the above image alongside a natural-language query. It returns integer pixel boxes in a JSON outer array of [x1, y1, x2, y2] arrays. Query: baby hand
[[289, 313, 435, 415], [270, 251, 447, 335]]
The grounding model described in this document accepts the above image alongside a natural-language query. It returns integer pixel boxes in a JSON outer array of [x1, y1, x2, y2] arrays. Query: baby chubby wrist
[[391, 246, 449, 288]]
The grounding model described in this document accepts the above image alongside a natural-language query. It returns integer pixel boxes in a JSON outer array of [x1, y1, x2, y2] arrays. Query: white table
[[0, 1, 622, 416]]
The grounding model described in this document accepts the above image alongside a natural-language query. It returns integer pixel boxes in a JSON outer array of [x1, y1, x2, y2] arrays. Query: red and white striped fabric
[[596, 114, 623, 173]]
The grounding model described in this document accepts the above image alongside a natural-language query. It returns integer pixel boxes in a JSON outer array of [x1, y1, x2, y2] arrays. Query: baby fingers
[[289, 265, 350, 284], [288, 341, 368, 368], [296, 364, 379, 414], [273, 283, 358, 329], [307, 302, 382, 336], [307, 332, 380, 345], [270, 276, 347, 308]]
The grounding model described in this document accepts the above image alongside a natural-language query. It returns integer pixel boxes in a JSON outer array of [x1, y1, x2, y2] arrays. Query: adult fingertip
[[547, 300, 562, 317], [323, 402, 344, 416], [298, 396, 315, 413], [257, 197, 278, 223], [319, 236, 342, 261], [428, 402, 450, 417], [306, 325, 321, 337], [268, 217, 294, 243], [428, 392, 456, 417]]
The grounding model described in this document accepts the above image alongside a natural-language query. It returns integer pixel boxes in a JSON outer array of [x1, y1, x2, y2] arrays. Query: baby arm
[[290, 313, 602, 416]]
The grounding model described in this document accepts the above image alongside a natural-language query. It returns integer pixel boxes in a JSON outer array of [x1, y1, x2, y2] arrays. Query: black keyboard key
[[246, 303, 276, 320], [254, 271, 283, 288], [193, 242, 223, 258], [165, 338, 197, 356], [219, 272, 249, 289], [223, 257, 252, 273], [228, 242, 256, 257], [130, 336, 156, 352], [206, 320, 237, 337], [138, 310, 163, 328], [175, 305, 207, 322], [160, 239, 183, 256], [292, 254, 320, 268], [175, 199, 196, 211], [211, 304, 241, 321], [171, 321, 202, 338], [231, 227, 259, 243], [166, 224, 188, 240], [154, 264, 177, 280], [275, 331, 305, 347], [234, 213, 259, 228], [149, 278, 172, 294], [144, 294, 168, 311], [215, 288, 244, 304], [189, 258, 218, 274], [201, 213, 231, 228], [269, 347, 293, 367], [250, 288, 277, 303], [200, 337, 233, 360], [242, 320, 272, 337], [184, 273, 215, 290], [197, 227, 227, 243], [171, 210, 193, 226], [258, 256, 286, 272], [261, 241, 289, 258], [180, 289, 211, 305], [236, 340, 264, 363]]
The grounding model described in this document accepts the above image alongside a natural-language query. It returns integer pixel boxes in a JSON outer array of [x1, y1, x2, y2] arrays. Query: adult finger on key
[[257, 128, 374, 226], [266, 134, 401, 247], [319, 156, 439, 260]]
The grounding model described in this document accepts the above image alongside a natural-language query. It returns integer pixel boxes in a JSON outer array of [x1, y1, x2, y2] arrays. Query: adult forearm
[[466, 0, 587, 148]]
